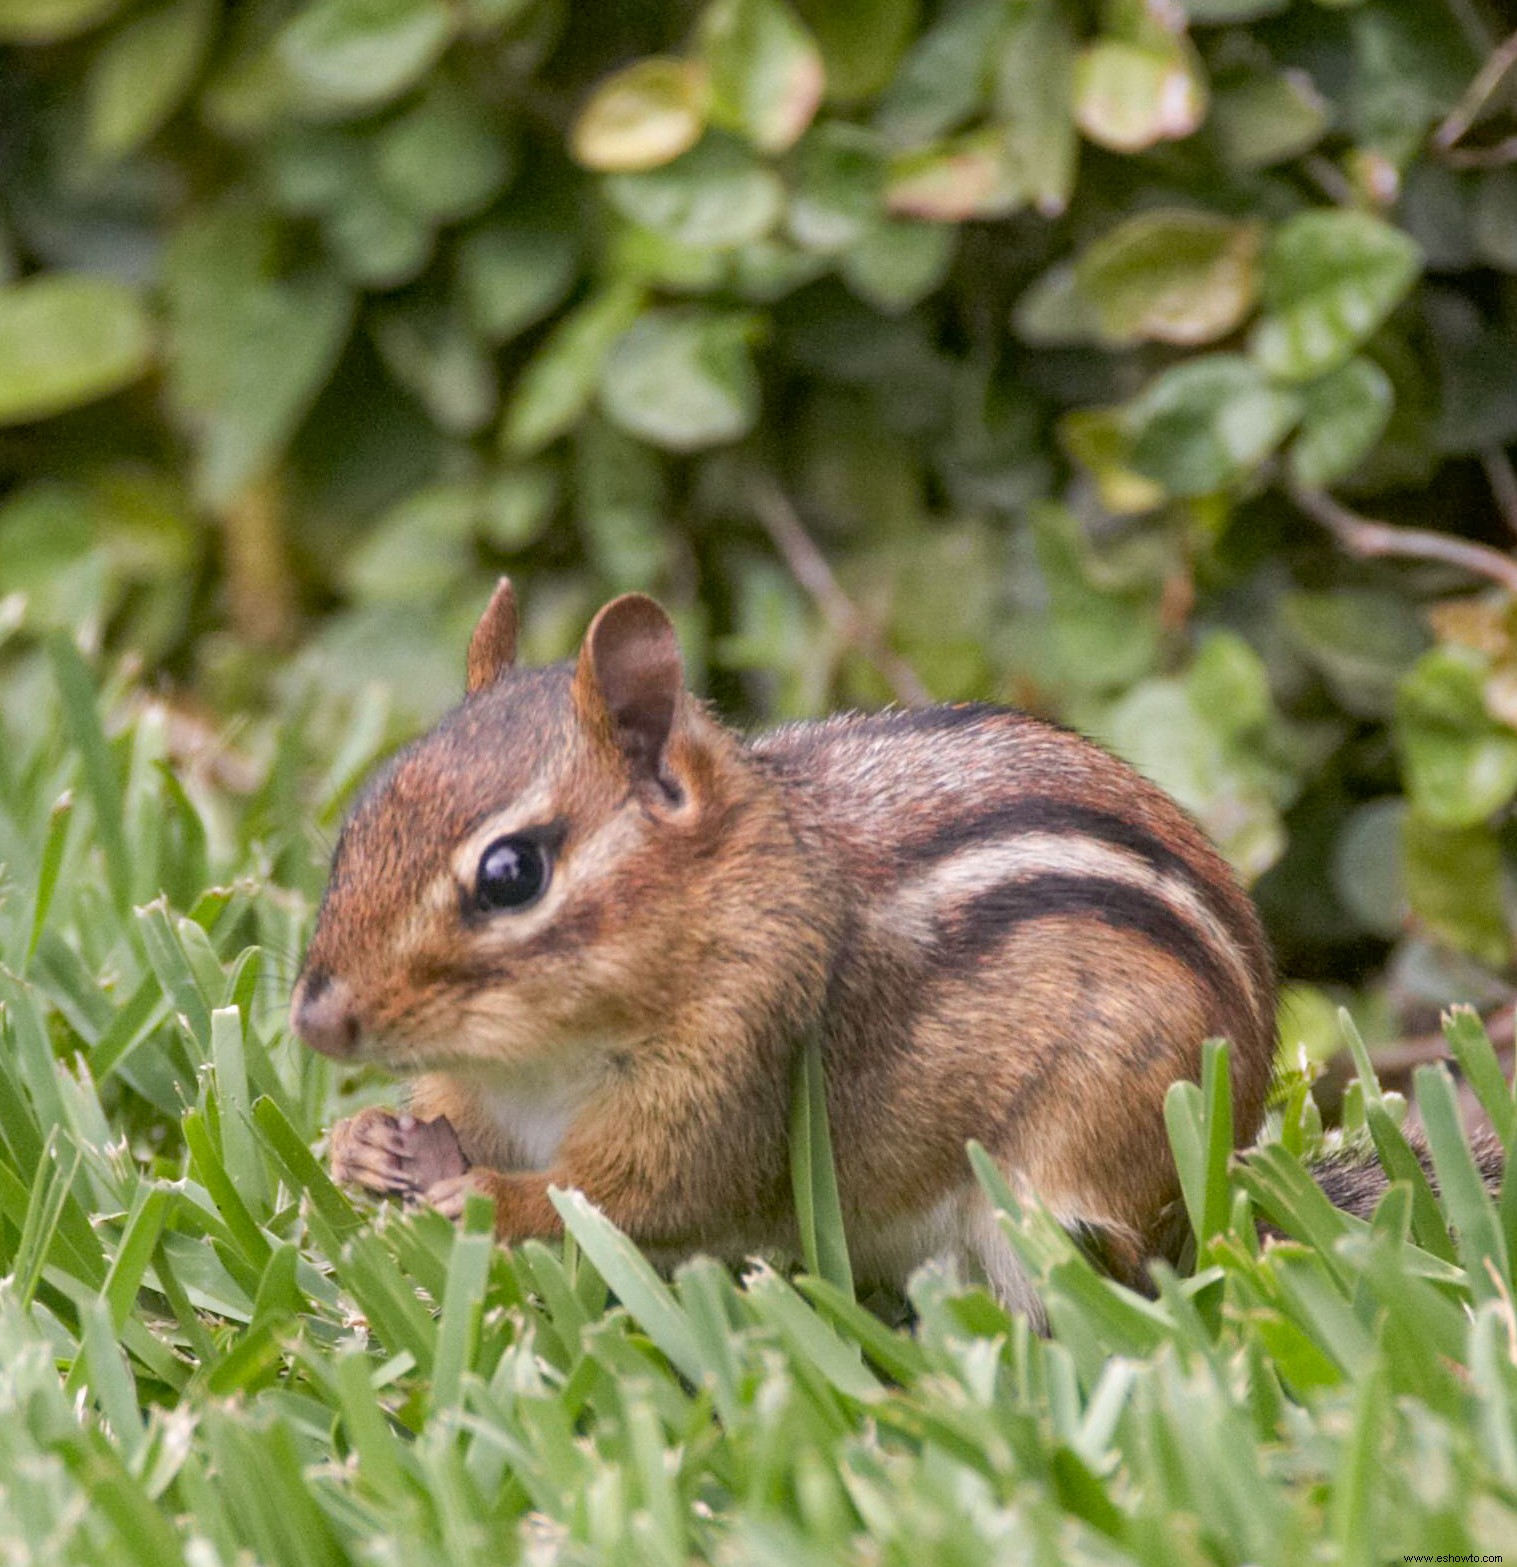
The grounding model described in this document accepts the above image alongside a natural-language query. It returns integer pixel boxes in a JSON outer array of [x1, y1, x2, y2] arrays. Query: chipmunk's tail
[[1308, 1129, 1506, 1219]]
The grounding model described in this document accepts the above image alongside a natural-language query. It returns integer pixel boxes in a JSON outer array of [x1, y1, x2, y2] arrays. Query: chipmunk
[[290, 579, 1278, 1313]]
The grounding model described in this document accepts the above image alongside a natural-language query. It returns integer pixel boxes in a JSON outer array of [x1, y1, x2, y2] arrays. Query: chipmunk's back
[[751, 703, 1275, 1292]]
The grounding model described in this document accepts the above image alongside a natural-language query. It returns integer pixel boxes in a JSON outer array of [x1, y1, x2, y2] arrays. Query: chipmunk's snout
[[291, 966, 362, 1059]]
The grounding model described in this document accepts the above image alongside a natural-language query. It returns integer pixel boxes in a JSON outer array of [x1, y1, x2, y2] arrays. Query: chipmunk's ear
[[574, 594, 684, 793], [466, 578, 519, 692]]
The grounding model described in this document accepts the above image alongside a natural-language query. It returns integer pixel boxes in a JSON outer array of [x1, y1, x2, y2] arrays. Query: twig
[[1355, 1004, 1514, 1082], [1434, 25, 1517, 156], [1288, 480, 1517, 596], [1483, 446, 1517, 541], [220, 472, 298, 648], [1441, 135, 1517, 168], [749, 482, 933, 708]]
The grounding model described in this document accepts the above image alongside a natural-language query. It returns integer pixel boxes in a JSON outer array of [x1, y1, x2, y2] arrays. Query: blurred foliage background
[[3, 0, 1517, 1072]]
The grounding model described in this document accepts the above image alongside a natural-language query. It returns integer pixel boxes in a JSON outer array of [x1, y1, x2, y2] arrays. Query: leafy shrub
[[3, 0, 1517, 1027]]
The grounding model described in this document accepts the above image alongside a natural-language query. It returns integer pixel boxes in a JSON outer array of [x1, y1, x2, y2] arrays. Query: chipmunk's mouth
[[290, 967, 364, 1060]]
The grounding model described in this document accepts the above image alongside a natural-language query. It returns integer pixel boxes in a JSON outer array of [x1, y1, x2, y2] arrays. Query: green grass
[[3, 638, 1517, 1564]]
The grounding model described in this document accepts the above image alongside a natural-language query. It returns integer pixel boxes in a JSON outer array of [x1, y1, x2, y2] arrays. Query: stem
[[1483, 446, 1517, 541], [749, 482, 933, 709], [1433, 24, 1517, 158], [1288, 481, 1517, 596], [219, 472, 298, 648], [1441, 135, 1517, 168]]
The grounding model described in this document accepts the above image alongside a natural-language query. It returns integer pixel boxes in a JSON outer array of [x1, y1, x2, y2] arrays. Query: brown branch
[[749, 482, 933, 708], [1484, 446, 1517, 541], [1288, 480, 1517, 596], [220, 471, 298, 648], [1434, 25, 1517, 156], [1441, 134, 1517, 168]]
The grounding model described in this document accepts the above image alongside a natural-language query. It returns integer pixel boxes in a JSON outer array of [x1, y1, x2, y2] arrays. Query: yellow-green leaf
[[1075, 208, 1262, 346], [0, 0, 119, 41], [86, 0, 215, 156], [572, 57, 708, 173], [0, 275, 154, 427], [1073, 37, 1207, 153]]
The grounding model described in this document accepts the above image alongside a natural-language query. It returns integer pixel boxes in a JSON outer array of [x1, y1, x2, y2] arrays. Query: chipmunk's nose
[[291, 967, 362, 1059]]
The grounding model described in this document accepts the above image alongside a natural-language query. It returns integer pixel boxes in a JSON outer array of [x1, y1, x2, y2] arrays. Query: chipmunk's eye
[[475, 835, 549, 911]]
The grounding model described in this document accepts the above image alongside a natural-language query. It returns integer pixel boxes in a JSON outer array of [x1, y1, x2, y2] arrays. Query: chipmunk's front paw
[[423, 1168, 505, 1222], [329, 1108, 468, 1199]]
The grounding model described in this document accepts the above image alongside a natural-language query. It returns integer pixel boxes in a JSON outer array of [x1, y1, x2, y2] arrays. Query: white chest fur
[[470, 1066, 599, 1171]]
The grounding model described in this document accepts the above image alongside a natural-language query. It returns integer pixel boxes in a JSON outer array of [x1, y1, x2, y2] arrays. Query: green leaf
[[0, 0, 119, 40], [86, 0, 215, 158], [598, 307, 760, 452], [456, 218, 578, 345], [1332, 799, 1406, 939], [1014, 262, 1106, 347], [1073, 36, 1207, 154], [841, 218, 955, 314], [371, 301, 497, 436], [1102, 653, 1290, 881], [701, 0, 825, 154], [1126, 354, 1300, 496], [1181, 0, 1286, 18], [1281, 587, 1426, 717], [1286, 355, 1393, 486], [165, 207, 353, 507], [787, 124, 886, 253], [794, 0, 915, 102], [1059, 407, 1166, 514], [277, 0, 455, 116], [0, 275, 153, 427], [1210, 68, 1329, 171], [1395, 646, 1517, 828], [606, 135, 785, 250], [575, 416, 672, 590], [1250, 211, 1422, 382], [1425, 290, 1517, 457], [502, 282, 644, 455], [373, 84, 515, 224], [571, 57, 708, 172], [873, 0, 1000, 145], [995, 0, 1078, 217], [1402, 814, 1509, 967], [1032, 503, 1163, 689], [479, 464, 559, 550], [81, 1295, 144, 1461], [1074, 208, 1262, 346], [344, 482, 476, 603], [323, 185, 434, 289]]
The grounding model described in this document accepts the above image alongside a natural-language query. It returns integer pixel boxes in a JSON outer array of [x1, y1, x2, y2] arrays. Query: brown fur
[[292, 589, 1276, 1303]]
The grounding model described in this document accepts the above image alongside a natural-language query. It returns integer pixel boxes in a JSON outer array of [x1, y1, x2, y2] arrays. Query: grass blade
[[549, 1186, 706, 1388], [1163, 1037, 1234, 1251], [789, 1022, 855, 1299], [24, 788, 73, 967], [47, 633, 132, 917]]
